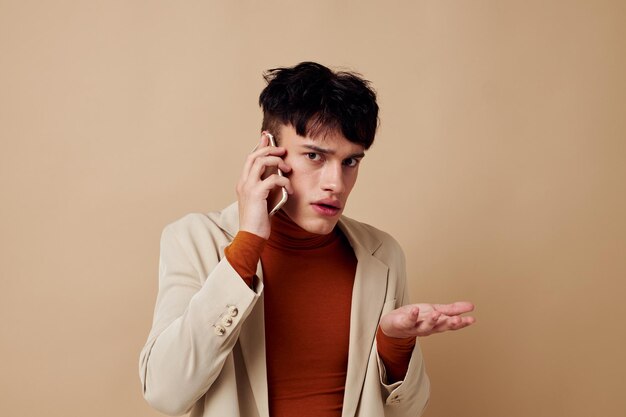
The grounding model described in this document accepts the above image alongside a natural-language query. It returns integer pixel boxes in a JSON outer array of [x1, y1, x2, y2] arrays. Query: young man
[[139, 62, 475, 417]]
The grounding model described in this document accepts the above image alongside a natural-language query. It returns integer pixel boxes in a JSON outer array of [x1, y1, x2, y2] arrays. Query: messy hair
[[259, 62, 379, 149]]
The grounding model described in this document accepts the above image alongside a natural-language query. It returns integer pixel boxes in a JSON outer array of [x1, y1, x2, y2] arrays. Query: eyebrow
[[302, 144, 366, 159]]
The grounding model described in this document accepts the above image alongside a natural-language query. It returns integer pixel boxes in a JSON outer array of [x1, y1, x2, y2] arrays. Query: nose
[[320, 162, 345, 194]]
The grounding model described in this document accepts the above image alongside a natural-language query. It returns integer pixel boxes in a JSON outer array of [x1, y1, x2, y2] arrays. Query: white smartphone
[[263, 132, 288, 216]]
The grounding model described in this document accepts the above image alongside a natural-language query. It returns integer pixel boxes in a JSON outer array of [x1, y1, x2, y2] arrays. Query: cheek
[[344, 170, 359, 192], [289, 173, 316, 198], [284, 170, 305, 199], [286, 163, 317, 191]]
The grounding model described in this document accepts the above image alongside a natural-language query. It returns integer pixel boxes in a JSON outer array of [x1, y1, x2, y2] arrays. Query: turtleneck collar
[[267, 209, 340, 250]]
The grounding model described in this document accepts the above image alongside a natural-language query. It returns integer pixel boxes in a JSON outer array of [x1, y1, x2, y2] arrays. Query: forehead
[[279, 124, 365, 155]]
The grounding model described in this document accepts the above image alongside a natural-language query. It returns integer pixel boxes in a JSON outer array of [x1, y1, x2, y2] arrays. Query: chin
[[283, 204, 342, 235], [298, 218, 339, 235], [304, 223, 335, 235]]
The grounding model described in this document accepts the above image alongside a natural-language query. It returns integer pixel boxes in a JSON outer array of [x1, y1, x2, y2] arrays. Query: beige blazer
[[139, 203, 429, 417]]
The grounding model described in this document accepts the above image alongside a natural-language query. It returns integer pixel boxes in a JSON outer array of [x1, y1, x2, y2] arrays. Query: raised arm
[[139, 221, 261, 416]]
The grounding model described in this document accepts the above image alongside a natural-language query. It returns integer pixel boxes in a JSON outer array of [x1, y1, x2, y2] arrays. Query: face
[[275, 124, 366, 235]]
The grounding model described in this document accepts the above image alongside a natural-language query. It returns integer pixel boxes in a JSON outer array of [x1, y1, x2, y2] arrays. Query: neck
[[267, 210, 339, 249]]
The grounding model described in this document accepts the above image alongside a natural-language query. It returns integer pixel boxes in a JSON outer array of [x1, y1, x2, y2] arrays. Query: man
[[139, 62, 475, 417]]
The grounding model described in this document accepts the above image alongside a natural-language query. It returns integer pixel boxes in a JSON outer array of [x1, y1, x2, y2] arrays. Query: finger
[[429, 310, 441, 325], [433, 316, 475, 333], [242, 141, 265, 180], [242, 138, 286, 179], [244, 147, 287, 181], [450, 315, 462, 329], [432, 301, 475, 316], [238, 178, 291, 205], [248, 155, 292, 182], [261, 174, 293, 195], [240, 172, 292, 198], [401, 306, 419, 329], [415, 310, 441, 333]]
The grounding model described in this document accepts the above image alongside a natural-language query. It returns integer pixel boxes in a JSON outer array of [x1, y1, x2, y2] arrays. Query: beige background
[[1, 1, 625, 416]]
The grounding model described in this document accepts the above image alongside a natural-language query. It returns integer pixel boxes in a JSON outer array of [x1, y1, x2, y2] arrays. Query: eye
[[343, 158, 360, 167], [306, 152, 321, 161]]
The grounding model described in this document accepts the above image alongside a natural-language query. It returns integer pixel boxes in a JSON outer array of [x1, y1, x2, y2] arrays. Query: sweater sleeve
[[376, 326, 416, 383], [224, 231, 267, 287]]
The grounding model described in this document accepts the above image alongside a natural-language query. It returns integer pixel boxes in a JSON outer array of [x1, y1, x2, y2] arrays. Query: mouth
[[311, 200, 342, 217]]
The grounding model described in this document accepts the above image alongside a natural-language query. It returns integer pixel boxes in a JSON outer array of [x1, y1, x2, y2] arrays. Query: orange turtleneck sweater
[[224, 210, 415, 417]]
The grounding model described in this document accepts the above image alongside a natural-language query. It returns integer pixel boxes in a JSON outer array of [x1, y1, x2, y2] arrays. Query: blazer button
[[221, 316, 233, 327], [214, 325, 226, 336], [227, 306, 239, 317]]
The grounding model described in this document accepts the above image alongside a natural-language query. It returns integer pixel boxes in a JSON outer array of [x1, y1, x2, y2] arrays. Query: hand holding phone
[[236, 132, 292, 239], [263, 132, 289, 216]]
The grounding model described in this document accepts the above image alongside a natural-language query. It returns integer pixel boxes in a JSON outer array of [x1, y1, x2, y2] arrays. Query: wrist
[[224, 231, 267, 284], [377, 325, 416, 344], [239, 216, 270, 240]]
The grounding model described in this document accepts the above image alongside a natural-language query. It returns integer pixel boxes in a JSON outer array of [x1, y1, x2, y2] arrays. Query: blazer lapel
[[338, 218, 389, 417]]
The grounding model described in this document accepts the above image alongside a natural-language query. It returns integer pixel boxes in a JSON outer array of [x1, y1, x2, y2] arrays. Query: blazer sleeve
[[138, 219, 262, 416], [375, 242, 430, 416]]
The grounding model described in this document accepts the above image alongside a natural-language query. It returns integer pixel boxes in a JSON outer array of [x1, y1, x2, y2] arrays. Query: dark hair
[[259, 62, 379, 149]]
